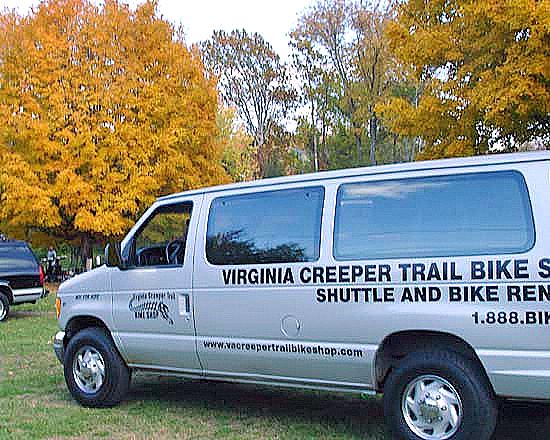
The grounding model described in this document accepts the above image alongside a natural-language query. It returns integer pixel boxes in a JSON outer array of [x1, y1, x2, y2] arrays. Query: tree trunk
[[313, 133, 319, 172], [355, 131, 362, 164], [310, 99, 319, 172], [369, 115, 377, 165], [80, 234, 92, 271], [393, 133, 398, 163], [321, 112, 328, 169]]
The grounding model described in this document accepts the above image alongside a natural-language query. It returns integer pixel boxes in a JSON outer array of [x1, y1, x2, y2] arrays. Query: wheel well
[[374, 330, 493, 393], [0, 284, 13, 304], [65, 316, 110, 341]]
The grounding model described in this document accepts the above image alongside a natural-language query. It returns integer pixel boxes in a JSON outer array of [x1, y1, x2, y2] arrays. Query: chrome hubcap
[[402, 375, 463, 440], [72, 345, 105, 394], [0, 301, 6, 320]]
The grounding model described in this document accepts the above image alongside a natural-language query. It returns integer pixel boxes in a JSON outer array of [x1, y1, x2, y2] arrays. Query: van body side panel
[[193, 162, 550, 398], [472, 162, 550, 399], [110, 196, 203, 373], [319, 162, 549, 399], [57, 265, 114, 336], [193, 184, 375, 389]]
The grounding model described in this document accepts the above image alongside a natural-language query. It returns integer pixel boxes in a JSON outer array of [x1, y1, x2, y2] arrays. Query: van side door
[[110, 196, 202, 373], [192, 185, 369, 389]]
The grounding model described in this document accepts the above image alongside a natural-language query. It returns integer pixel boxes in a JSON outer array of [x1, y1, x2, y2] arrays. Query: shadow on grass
[[8, 310, 55, 320], [125, 375, 550, 439], [496, 401, 550, 439], [128, 375, 387, 439]]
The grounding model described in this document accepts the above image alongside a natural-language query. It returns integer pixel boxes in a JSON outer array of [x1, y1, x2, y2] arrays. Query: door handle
[[179, 293, 191, 317]]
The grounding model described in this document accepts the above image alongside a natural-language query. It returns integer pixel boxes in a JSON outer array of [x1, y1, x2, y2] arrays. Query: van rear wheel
[[383, 349, 497, 440], [63, 327, 130, 407]]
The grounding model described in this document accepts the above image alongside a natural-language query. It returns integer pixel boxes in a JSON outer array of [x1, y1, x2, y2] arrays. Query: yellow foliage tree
[[0, 0, 228, 256], [377, 0, 550, 159]]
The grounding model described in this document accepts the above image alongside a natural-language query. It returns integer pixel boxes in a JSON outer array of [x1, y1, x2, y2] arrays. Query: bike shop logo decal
[[129, 292, 175, 325]]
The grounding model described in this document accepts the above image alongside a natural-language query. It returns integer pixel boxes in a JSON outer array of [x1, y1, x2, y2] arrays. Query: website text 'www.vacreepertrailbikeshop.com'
[[202, 339, 363, 358]]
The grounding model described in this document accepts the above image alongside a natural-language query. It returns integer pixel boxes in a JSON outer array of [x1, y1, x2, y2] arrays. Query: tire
[[383, 349, 497, 440], [0, 292, 10, 322], [63, 327, 130, 407]]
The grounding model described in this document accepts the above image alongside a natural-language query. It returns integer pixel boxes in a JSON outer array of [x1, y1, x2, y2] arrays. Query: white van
[[54, 152, 550, 440]]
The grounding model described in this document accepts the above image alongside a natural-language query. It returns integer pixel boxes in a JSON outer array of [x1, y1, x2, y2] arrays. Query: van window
[[334, 171, 534, 260], [206, 187, 324, 265], [131, 203, 192, 266]]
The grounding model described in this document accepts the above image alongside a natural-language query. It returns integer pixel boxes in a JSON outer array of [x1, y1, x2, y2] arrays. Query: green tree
[[290, 28, 332, 171], [201, 30, 296, 177], [292, 0, 397, 167], [351, 2, 395, 164]]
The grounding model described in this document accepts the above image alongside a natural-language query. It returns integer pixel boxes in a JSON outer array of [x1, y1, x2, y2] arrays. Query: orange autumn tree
[[0, 0, 228, 258]]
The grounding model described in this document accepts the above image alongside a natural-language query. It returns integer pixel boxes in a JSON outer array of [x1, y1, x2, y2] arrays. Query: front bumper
[[53, 331, 65, 364]]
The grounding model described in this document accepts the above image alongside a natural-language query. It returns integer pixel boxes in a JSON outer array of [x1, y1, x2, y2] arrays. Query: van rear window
[[206, 187, 324, 265], [334, 171, 535, 260], [0, 245, 39, 271]]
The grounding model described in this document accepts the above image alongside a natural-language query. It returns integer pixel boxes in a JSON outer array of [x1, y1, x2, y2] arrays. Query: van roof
[[158, 151, 550, 202]]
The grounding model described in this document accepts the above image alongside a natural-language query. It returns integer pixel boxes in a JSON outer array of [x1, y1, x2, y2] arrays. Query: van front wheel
[[63, 327, 130, 407], [383, 349, 497, 440]]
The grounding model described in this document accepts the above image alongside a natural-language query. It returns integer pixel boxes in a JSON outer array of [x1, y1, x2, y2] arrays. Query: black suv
[[0, 239, 47, 321]]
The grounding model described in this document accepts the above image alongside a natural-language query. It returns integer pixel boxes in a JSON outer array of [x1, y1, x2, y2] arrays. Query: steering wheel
[[166, 239, 185, 265]]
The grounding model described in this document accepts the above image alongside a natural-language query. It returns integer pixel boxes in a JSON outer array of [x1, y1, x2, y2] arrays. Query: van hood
[[58, 265, 110, 295]]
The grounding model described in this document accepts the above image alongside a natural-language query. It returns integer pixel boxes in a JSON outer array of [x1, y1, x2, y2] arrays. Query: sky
[[0, 0, 314, 59]]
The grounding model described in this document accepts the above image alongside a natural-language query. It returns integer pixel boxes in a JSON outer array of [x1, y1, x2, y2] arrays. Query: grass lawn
[[1, 285, 550, 439]]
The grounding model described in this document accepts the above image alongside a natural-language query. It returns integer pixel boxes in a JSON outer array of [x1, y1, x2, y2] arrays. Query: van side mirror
[[105, 242, 124, 269]]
